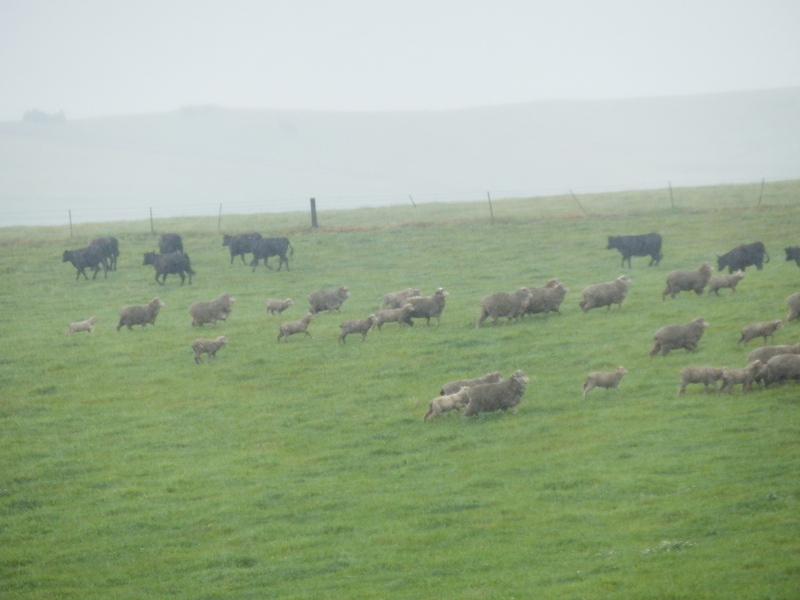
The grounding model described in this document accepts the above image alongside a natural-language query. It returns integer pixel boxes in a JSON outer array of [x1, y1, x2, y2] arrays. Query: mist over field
[[1, 87, 799, 227]]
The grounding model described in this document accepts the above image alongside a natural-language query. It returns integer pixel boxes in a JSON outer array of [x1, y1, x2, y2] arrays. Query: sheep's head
[[692, 317, 709, 328], [616, 275, 632, 285], [510, 370, 530, 385], [216, 336, 228, 345]]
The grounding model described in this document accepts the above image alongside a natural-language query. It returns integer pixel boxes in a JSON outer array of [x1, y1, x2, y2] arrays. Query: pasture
[[1, 181, 799, 599]]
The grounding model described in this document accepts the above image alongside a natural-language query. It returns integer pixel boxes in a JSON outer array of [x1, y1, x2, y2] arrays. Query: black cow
[[159, 233, 184, 254], [222, 232, 262, 265], [606, 233, 663, 268], [250, 237, 293, 272], [785, 246, 800, 267], [143, 251, 195, 285], [90, 236, 119, 270], [62, 246, 108, 280], [717, 242, 769, 273]]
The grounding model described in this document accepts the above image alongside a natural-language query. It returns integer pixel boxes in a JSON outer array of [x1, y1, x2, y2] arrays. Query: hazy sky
[[1, 0, 799, 121]]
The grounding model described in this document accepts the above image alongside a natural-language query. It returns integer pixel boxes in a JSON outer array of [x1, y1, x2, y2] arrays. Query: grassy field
[[2, 182, 799, 599]]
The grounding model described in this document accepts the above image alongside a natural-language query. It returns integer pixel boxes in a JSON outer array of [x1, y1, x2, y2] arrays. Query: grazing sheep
[[764, 353, 800, 387], [117, 298, 165, 331], [523, 280, 569, 317], [786, 292, 800, 322], [192, 336, 227, 364], [440, 371, 504, 396], [308, 286, 351, 314], [406, 288, 449, 326], [748, 342, 800, 364], [65, 316, 98, 336], [423, 387, 471, 422], [277, 313, 314, 342], [678, 366, 725, 395], [738, 320, 782, 345], [650, 317, 709, 356], [707, 270, 744, 295], [338, 314, 378, 343], [582, 366, 627, 399], [475, 288, 531, 328], [579, 276, 631, 312], [189, 293, 235, 327], [265, 298, 293, 315], [720, 360, 763, 393], [380, 288, 422, 309], [462, 369, 529, 417], [375, 303, 414, 329], [662, 263, 713, 300]]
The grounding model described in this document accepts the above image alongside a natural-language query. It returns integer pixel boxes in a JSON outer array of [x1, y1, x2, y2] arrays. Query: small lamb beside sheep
[[338, 314, 378, 343], [738, 320, 782, 345], [662, 263, 713, 300], [582, 366, 627, 399], [65, 316, 98, 336], [117, 298, 165, 331], [462, 370, 529, 417], [579, 276, 631, 312], [707, 270, 744, 295], [720, 360, 763, 393], [422, 387, 471, 421], [277, 313, 314, 342], [265, 298, 293, 315], [678, 366, 725, 395], [374, 303, 414, 329], [192, 336, 227, 363]]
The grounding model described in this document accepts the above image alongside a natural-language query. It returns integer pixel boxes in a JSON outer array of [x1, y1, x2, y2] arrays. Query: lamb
[[277, 313, 314, 342], [582, 366, 627, 399], [189, 293, 235, 327], [265, 298, 293, 315], [462, 369, 529, 417], [738, 320, 782, 345], [116, 298, 165, 331], [720, 360, 763, 393], [65, 316, 98, 336], [522, 279, 569, 317], [308, 286, 351, 314], [422, 387, 471, 422], [678, 366, 725, 395], [406, 287, 449, 326], [374, 303, 414, 329], [748, 342, 800, 364], [380, 288, 422, 309], [764, 353, 800, 387], [579, 276, 631, 312], [707, 270, 744, 295], [662, 262, 713, 300], [192, 336, 227, 364], [475, 288, 532, 328], [650, 317, 709, 356], [786, 292, 800, 322], [440, 371, 504, 396], [338, 314, 378, 343]]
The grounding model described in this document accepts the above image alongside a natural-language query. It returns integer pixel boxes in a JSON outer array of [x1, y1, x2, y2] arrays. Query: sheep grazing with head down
[[117, 298, 164, 331], [738, 320, 782, 345], [707, 270, 744, 295], [786, 292, 800, 322], [308, 286, 351, 314], [462, 370, 529, 417], [662, 262, 713, 300], [338, 314, 378, 343], [582, 366, 627, 399], [650, 317, 709, 356], [720, 360, 763, 393], [440, 371, 504, 396], [406, 288, 449, 326], [192, 336, 227, 364], [748, 342, 800, 364], [380, 288, 422, 309], [65, 316, 98, 336], [475, 288, 532, 328], [423, 387, 471, 422], [523, 279, 569, 317], [678, 366, 725, 395], [579, 276, 631, 312], [265, 298, 293, 315], [277, 313, 314, 342], [189, 293, 235, 327], [375, 303, 414, 329]]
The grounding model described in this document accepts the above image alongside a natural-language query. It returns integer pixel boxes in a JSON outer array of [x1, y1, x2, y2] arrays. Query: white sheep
[[707, 270, 744, 295], [582, 366, 627, 399], [338, 314, 378, 343], [678, 366, 725, 395], [192, 336, 227, 363], [65, 316, 98, 336], [277, 313, 314, 342], [265, 298, 293, 315], [381, 288, 422, 309], [375, 303, 414, 329], [423, 387, 471, 421], [117, 298, 165, 331], [738, 320, 782, 345], [720, 360, 763, 393]]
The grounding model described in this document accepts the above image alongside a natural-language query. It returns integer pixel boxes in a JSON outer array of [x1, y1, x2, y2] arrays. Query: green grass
[[2, 182, 800, 599]]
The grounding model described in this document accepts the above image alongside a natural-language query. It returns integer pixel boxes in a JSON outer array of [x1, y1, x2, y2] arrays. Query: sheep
[[380, 288, 422, 309], [462, 369, 529, 417], [677, 366, 725, 395], [406, 287, 449, 326], [786, 292, 800, 322], [374, 303, 414, 329], [116, 298, 165, 331], [277, 313, 314, 342], [579, 276, 631, 312], [738, 320, 782, 345], [338, 314, 378, 343], [475, 288, 532, 328], [65, 316, 98, 336], [523, 279, 569, 317], [748, 342, 800, 364], [662, 262, 713, 300], [308, 286, 351, 314], [707, 270, 744, 295], [764, 353, 800, 387], [582, 366, 627, 399], [720, 360, 763, 393], [650, 317, 709, 356], [440, 371, 504, 396], [265, 298, 293, 315], [192, 336, 227, 364], [422, 387, 471, 422], [189, 293, 235, 327]]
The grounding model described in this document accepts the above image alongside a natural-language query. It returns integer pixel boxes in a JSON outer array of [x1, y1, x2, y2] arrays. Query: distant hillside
[[1, 88, 799, 226]]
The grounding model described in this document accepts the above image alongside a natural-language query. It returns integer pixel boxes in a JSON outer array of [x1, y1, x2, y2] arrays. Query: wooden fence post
[[150, 207, 155, 234], [758, 178, 765, 205], [310, 198, 318, 228], [570, 190, 587, 214], [669, 182, 675, 209], [487, 192, 494, 223], [69, 210, 73, 238]]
